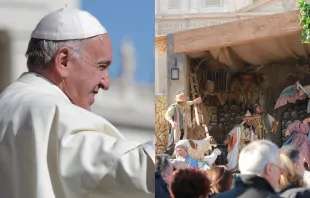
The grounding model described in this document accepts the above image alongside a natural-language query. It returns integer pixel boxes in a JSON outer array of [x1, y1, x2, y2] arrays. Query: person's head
[[155, 154, 174, 184], [279, 146, 305, 189], [252, 104, 262, 114], [25, 8, 112, 111], [206, 165, 233, 196], [169, 168, 210, 198], [284, 129, 291, 138], [238, 140, 281, 190], [243, 121, 252, 129], [175, 92, 188, 106], [175, 145, 188, 158]]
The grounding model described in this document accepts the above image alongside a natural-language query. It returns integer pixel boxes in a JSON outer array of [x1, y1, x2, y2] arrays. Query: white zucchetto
[[31, 8, 107, 41]]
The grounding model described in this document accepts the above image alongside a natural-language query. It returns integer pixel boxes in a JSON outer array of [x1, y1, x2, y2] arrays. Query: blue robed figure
[[174, 145, 211, 170], [185, 153, 211, 170]]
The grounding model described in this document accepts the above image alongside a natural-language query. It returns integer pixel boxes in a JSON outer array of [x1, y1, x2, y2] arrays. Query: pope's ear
[[54, 47, 70, 78]]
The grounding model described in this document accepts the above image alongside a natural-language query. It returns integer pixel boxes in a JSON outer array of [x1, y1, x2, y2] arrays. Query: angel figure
[[275, 81, 310, 111], [282, 118, 310, 166]]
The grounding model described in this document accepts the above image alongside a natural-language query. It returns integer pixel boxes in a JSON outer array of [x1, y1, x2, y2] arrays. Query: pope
[[0, 8, 154, 198]]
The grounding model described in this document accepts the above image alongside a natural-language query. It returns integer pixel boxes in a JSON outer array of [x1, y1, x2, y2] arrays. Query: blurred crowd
[[155, 140, 310, 198]]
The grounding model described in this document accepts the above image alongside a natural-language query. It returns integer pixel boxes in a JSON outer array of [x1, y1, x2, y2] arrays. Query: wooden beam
[[174, 10, 301, 54]]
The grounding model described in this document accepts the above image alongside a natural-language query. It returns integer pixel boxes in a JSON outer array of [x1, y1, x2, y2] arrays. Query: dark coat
[[155, 171, 170, 198], [280, 184, 310, 198], [212, 174, 282, 198]]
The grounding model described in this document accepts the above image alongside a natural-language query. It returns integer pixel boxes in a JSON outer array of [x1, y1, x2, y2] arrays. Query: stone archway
[[0, 30, 11, 93]]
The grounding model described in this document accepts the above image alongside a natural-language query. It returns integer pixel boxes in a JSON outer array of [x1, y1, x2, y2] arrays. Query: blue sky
[[82, 0, 155, 85]]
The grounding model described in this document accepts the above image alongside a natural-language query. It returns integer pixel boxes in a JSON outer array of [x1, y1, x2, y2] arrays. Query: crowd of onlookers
[[155, 140, 310, 198]]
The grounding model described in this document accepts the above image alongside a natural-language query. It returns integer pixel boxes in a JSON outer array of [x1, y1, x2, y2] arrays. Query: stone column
[[166, 33, 188, 104], [155, 51, 168, 95], [155, 51, 169, 153], [0, 30, 11, 92], [226, 0, 237, 12], [235, 0, 254, 11], [189, 0, 198, 12]]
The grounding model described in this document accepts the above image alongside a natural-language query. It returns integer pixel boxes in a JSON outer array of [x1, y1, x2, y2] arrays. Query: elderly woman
[[173, 145, 211, 170], [279, 146, 310, 198], [205, 166, 233, 197], [283, 119, 310, 165]]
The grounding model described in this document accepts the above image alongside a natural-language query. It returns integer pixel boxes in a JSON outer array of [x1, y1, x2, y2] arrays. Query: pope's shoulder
[[0, 80, 104, 121], [1, 81, 65, 108]]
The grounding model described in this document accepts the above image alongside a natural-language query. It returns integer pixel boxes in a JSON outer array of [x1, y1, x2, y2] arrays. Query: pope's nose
[[100, 78, 110, 90]]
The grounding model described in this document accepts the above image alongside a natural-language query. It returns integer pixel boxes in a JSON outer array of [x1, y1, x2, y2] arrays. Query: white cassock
[[0, 72, 155, 198]]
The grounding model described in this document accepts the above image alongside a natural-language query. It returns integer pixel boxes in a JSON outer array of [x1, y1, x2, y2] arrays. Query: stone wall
[[196, 62, 310, 136], [218, 104, 247, 133]]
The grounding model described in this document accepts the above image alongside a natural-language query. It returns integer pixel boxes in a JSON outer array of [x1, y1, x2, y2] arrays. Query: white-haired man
[[213, 140, 282, 198], [0, 8, 154, 198]]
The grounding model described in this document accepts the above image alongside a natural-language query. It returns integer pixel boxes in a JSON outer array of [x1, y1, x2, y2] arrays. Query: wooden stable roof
[[173, 10, 301, 54]]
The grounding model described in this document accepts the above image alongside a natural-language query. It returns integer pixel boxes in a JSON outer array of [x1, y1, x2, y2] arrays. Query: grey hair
[[280, 145, 300, 164], [155, 154, 173, 175], [239, 140, 280, 175], [25, 38, 86, 71]]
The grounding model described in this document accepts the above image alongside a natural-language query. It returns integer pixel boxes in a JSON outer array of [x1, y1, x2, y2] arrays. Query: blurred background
[[0, 0, 155, 143]]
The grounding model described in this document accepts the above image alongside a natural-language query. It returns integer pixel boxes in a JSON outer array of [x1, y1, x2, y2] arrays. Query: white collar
[[17, 72, 72, 104]]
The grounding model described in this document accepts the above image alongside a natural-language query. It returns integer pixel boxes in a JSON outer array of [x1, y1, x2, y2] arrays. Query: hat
[[31, 8, 107, 41], [206, 80, 214, 84], [242, 110, 253, 121], [175, 92, 188, 102]]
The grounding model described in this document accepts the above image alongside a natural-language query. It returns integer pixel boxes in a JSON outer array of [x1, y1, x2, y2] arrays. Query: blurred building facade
[[0, 0, 79, 92], [0, 0, 154, 143], [92, 39, 154, 143], [155, 0, 297, 97]]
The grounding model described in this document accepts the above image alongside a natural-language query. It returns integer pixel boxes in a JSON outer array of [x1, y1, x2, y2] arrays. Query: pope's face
[[58, 34, 112, 110]]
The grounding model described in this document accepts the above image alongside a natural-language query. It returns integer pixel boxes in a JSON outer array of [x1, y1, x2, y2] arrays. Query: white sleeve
[[141, 139, 155, 163], [88, 145, 155, 198], [46, 101, 154, 198], [187, 101, 194, 106]]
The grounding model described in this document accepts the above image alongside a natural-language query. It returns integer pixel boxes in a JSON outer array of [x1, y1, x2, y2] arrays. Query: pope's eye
[[97, 65, 107, 71]]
